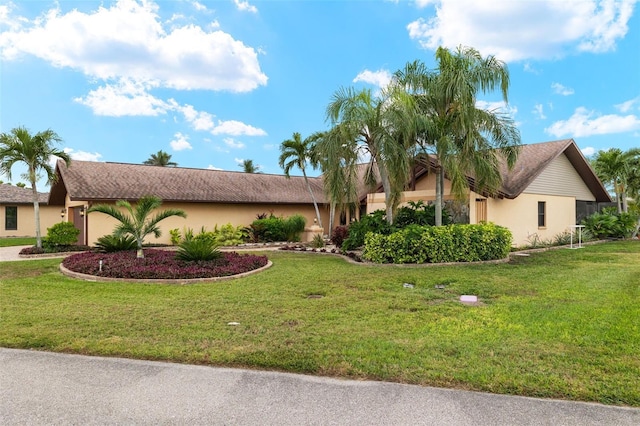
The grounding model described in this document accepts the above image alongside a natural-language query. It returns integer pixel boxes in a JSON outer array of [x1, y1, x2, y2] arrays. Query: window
[[475, 198, 487, 223], [537, 201, 546, 228], [5, 206, 17, 230]]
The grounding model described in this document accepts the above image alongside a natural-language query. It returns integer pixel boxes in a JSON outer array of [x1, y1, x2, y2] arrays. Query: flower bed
[[62, 249, 268, 280]]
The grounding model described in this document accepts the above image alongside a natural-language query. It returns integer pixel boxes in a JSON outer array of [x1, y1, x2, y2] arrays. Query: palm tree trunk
[[303, 172, 323, 229], [378, 165, 394, 225], [435, 167, 444, 226], [29, 174, 43, 248], [329, 202, 336, 238]]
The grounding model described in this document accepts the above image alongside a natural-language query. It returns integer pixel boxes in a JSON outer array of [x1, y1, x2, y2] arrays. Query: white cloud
[[192, 2, 208, 12], [533, 104, 546, 120], [174, 102, 216, 131], [353, 69, 392, 89], [615, 96, 640, 113], [476, 100, 518, 118], [211, 120, 267, 136], [234, 0, 258, 13], [234, 157, 244, 165], [223, 137, 245, 149], [407, 0, 635, 61], [545, 107, 640, 137], [74, 79, 169, 117], [551, 82, 575, 96], [170, 132, 192, 151], [63, 148, 103, 162], [0, 0, 267, 92], [207, 164, 223, 170], [523, 62, 540, 74], [581, 146, 596, 156]]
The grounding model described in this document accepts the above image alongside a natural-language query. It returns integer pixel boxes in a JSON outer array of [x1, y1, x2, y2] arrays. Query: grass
[[0, 237, 36, 247], [1, 240, 639, 406]]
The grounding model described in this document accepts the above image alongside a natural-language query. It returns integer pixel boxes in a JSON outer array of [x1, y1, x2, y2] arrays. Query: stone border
[[59, 260, 272, 285]]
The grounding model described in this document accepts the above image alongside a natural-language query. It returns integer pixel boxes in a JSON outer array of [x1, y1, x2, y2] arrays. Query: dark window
[[538, 201, 546, 227], [5, 206, 17, 230]]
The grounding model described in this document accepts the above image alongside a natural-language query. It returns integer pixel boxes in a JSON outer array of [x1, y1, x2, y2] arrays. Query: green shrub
[[310, 233, 325, 248], [176, 238, 221, 261], [362, 223, 512, 264], [45, 222, 80, 247], [283, 214, 306, 242], [94, 234, 137, 252], [249, 214, 306, 243], [214, 223, 247, 246], [169, 228, 181, 245], [582, 210, 638, 239]]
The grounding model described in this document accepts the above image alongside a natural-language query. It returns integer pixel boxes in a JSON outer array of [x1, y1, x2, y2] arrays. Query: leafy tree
[[394, 46, 521, 225], [279, 132, 323, 229], [144, 150, 177, 167], [87, 196, 186, 258], [592, 148, 640, 213], [0, 126, 71, 248], [240, 159, 261, 173]]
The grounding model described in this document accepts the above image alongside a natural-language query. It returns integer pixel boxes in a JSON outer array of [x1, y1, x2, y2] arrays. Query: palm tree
[[240, 159, 261, 173], [592, 148, 640, 213], [323, 86, 414, 224], [87, 195, 186, 258], [0, 126, 71, 248], [279, 132, 324, 229], [394, 46, 521, 225], [144, 150, 177, 167]]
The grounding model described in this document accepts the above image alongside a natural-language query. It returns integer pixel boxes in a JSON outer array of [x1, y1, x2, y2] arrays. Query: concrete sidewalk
[[1, 348, 638, 425]]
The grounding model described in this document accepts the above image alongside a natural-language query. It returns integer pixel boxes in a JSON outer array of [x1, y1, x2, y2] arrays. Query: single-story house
[[365, 139, 612, 246], [1, 183, 63, 238], [48, 161, 330, 245], [28, 138, 611, 247]]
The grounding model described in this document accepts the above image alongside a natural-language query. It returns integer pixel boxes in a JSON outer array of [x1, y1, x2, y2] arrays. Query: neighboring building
[[49, 161, 330, 245], [365, 139, 612, 246], [0, 183, 63, 238]]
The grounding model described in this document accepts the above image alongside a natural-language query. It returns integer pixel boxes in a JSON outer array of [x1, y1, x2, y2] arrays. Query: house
[[48, 161, 330, 245], [365, 139, 612, 246], [0, 183, 63, 238], [40, 139, 611, 248]]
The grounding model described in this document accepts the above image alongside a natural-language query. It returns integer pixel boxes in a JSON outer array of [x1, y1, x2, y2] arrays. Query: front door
[[71, 207, 86, 245]]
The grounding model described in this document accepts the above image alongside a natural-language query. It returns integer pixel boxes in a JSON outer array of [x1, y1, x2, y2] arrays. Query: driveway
[[1, 348, 639, 425]]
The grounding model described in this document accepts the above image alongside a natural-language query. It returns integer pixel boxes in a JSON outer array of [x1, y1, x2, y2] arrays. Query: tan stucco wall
[[478, 192, 576, 247], [1, 204, 64, 238], [80, 201, 329, 245]]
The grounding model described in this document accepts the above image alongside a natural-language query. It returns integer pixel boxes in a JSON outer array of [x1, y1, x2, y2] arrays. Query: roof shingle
[[0, 184, 49, 204]]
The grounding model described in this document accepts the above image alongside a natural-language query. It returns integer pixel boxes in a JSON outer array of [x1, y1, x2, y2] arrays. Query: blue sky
[[1, 0, 639, 189]]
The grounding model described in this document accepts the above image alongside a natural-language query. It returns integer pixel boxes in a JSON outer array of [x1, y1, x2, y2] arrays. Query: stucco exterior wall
[[482, 193, 576, 247], [1, 204, 63, 238], [78, 201, 328, 245]]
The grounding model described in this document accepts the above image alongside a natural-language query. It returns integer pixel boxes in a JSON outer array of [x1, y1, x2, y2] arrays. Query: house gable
[[523, 153, 596, 201]]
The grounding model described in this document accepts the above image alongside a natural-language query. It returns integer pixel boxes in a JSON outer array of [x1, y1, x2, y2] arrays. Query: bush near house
[[248, 214, 306, 243], [582, 209, 638, 239], [362, 223, 512, 264], [43, 222, 80, 248]]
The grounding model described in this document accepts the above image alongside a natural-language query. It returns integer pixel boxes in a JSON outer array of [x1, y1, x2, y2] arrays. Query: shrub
[[330, 225, 349, 248], [169, 228, 181, 245], [214, 223, 247, 246], [310, 233, 325, 248], [582, 210, 638, 239], [94, 234, 137, 253], [176, 238, 222, 261], [362, 223, 512, 264], [249, 214, 306, 243], [394, 201, 451, 228], [283, 214, 306, 242], [45, 222, 80, 247]]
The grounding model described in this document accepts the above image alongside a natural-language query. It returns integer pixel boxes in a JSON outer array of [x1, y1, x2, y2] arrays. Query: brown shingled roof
[[50, 160, 327, 205], [0, 183, 49, 204]]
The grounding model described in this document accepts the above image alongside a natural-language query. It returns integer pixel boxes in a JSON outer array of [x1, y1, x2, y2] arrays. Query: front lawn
[[0, 237, 36, 247], [1, 241, 639, 406]]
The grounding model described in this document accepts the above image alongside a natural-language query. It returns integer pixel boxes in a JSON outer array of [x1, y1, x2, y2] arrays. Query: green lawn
[[0, 237, 36, 247], [1, 241, 639, 406]]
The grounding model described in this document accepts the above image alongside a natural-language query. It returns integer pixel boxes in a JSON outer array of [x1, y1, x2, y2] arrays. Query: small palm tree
[[0, 126, 71, 248], [144, 150, 177, 167], [87, 196, 187, 258], [279, 132, 323, 229], [240, 159, 261, 173]]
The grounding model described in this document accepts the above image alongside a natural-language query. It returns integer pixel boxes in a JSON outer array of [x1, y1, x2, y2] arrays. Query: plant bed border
[[59, 259, 273, 285]]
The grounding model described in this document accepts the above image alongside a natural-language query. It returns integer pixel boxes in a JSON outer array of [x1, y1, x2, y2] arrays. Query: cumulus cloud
[[353, 69, 392, 89], [533, 104, 546, 120], [545, 107, 640, 137], [581, 146, 596, 156], [551, 82, 575, 96], [407, 0, 635, 61], [0, 0, 267, 92], [234, 0, 258, 13], [616, 96, 640, 113], [75, 79, 169, 117], [170, 132, 192, 151], [63, 149, 103, 162], [211, 120, 266, 136], [207, 164, 223, 170]]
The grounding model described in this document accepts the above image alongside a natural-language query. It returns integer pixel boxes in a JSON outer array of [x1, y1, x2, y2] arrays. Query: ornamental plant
[[44, 221, 80, 248]]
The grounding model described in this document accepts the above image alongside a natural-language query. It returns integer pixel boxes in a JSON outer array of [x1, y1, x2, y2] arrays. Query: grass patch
[[1, 241, 639, 406], [0, 237, 36, 247]]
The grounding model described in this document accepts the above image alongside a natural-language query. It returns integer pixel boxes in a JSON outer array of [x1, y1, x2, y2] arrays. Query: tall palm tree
[[240, 159, 261, 173], [394, 47, 521, 225], [323, 86, 414, 224], [144, 150, 177, 167], [87, 195, 186, 258], [592, 148, 639, 213], [0, 126, 71, 248], [279, 132, 323, 229]]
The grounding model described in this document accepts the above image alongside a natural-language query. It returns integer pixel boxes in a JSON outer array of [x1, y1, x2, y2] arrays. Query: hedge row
[[361, 223, 512, 264]]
